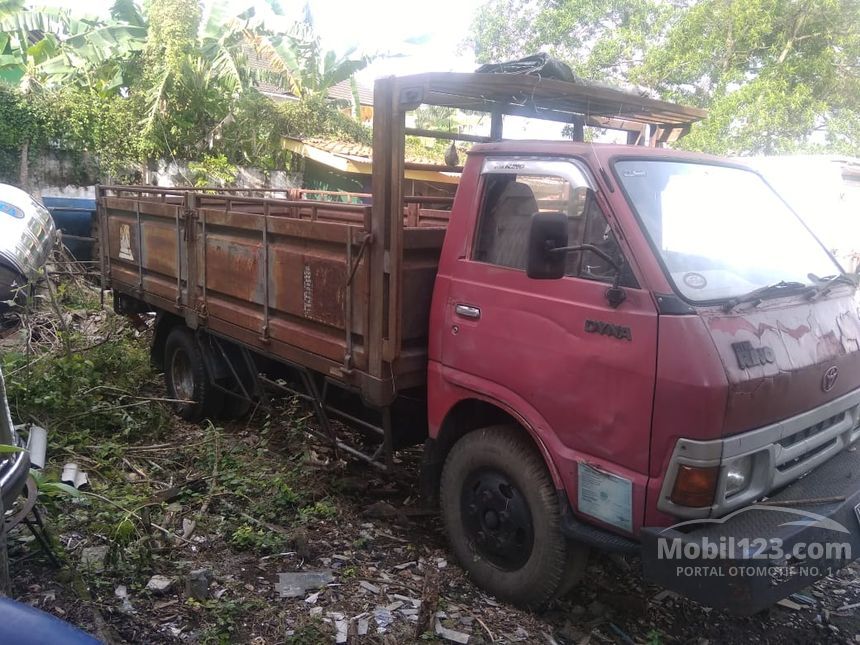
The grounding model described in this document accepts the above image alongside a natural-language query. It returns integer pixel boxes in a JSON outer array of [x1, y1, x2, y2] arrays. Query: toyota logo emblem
[[822, 366, 839, 392]]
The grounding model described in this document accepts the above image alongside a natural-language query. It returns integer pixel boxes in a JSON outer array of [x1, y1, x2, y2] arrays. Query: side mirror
[[526, 212, 568, 279]]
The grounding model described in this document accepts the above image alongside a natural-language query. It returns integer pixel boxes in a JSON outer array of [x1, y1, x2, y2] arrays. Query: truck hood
[[700, 289, 860, 435]]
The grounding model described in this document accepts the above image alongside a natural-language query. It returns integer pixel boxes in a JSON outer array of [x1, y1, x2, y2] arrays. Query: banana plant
[[0, 2, 146, 93]]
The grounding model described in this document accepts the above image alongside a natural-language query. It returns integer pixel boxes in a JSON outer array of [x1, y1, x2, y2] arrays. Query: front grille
[[776, 438, 839, 472], [778, 412, 845, 449]]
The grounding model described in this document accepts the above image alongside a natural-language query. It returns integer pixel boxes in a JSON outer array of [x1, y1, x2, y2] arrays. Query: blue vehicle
[[41, 196, 98, 262]]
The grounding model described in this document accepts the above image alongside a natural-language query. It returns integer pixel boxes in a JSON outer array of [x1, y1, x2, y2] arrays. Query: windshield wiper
[[807, 272, 859, 300], [723, 280, 813, 312]]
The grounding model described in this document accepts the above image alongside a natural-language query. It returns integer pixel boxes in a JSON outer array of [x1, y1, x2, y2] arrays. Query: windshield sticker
[[683, 272, 707, 289], [0, 200, 24, 219], [622, 169, 646, 177]]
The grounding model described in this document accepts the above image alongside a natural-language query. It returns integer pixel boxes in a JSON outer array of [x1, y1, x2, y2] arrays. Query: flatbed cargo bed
[[99, 186, 451, 406]]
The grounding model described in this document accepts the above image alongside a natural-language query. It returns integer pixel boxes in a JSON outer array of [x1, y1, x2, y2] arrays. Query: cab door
[[439, 158, 658, 525]]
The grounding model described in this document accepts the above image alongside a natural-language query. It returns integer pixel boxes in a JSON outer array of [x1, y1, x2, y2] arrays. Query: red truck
[[98, 72, 860, 615]]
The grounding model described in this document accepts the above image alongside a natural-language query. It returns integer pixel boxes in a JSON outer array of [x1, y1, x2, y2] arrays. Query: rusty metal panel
[[99, 186, 446, 406]]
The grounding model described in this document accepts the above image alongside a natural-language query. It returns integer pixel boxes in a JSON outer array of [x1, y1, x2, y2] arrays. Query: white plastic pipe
[[23, 425, 47, 469], [61, 462, 79, 486]]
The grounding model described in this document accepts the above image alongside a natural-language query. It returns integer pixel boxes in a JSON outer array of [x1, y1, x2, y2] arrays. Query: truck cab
[[428, 143, 860, 614]]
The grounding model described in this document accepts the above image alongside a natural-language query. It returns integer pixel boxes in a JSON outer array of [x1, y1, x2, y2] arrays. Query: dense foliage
[[0, 0, 372, 184], [469, 0, 860, 155]]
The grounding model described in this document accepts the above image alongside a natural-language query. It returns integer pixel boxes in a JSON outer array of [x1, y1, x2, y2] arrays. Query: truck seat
[[481, 181, 539, 269]]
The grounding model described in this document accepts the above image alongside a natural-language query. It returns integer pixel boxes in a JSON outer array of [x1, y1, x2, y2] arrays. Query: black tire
[[440, 425, 588, 609], [163, 326, 221, 422], [553, 539, 590, 600], [221, 394, 253, 420]]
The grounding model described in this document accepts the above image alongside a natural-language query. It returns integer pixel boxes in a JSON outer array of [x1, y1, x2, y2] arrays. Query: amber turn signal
[[670, 465, 719, 507]]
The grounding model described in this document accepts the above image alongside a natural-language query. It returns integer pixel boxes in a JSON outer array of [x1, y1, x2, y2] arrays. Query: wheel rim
[[460, 468, 534, 570], [170, 347, 195, 404]]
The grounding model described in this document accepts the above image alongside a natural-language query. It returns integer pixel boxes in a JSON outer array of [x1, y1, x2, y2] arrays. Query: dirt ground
[[7, 406, 860, 645]]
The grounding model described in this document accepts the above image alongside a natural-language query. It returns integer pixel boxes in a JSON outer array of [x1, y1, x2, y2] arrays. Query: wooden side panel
[[194, 206, 371, 370], [102, 196, 187, 308], [100, 188, 448, 406]]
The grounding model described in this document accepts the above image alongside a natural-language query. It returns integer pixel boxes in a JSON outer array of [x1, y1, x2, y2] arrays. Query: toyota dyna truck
[[97, 72, 860, 615]]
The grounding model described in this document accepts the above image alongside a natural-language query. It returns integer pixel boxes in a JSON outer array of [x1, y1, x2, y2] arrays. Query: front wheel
[[440, 425, 588, 609]]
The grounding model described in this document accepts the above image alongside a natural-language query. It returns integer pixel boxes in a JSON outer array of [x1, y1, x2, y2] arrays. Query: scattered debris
[[21, 424, 47, 469], [332, 615, 348, 643], [791, 593, 817, 606], [79, 545, 109, 571], [145, 575, 174, 595], [373, 607, 393, 633], [60, 462, 90, 490], [114, 585, 134, 614], [357, 617, 369, 636], [186, 568, 212, 601], [359, 580, 380, 595], [777, 598, 806, 611], [837, 600, 860, 612], [435, 619, 470, 644], [275, 570, 334, 598]]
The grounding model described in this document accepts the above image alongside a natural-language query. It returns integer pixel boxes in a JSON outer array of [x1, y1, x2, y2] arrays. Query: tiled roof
[[300, 138, 446, 166], [326, 79, 374, 106]]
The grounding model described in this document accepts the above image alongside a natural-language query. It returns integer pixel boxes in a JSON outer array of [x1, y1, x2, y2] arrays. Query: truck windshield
[[615, 160, 840, 303]]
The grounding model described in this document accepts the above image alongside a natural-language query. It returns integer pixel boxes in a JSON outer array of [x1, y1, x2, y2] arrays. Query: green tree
[[0, 0, 372, 180], [250, 9, 371, 100], [469, 0, 860, 155], [468, 0, 676, 82]]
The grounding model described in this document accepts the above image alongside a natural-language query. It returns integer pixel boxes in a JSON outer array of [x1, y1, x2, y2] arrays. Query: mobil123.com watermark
[[656, 505, 853, 579]]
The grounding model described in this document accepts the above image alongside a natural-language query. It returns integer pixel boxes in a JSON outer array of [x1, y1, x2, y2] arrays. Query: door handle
[[455, 304, 481, 319]]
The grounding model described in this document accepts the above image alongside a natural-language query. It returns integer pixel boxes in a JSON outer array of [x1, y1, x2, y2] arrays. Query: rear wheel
[[440, 425, 588, 609], [163, 327, 221, 422], [221, 394, 253, 420]]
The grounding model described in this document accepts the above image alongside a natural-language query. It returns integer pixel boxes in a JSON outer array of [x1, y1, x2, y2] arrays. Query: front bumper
[[642, 443, 860, 616]]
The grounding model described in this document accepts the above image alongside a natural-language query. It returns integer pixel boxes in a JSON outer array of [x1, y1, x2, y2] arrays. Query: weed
[[1, 328, 168, 441], [352, 535, 370, 550], [228, 524, 286, 554], [299, 499, 337, 524], [285, 621, 330, 644], [195, 598, 265, 644], [647, 629, 663, 645]]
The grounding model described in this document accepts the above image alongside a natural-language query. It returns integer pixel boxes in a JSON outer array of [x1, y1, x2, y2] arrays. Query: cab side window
[[473, 172, 625, 284]]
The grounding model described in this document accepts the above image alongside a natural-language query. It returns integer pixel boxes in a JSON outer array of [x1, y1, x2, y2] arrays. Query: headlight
[[725, 455, 753, 496]]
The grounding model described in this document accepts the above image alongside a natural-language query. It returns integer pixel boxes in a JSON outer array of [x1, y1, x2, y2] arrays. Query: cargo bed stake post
[[344, 225, 353, 370], [135, 198, 143, 293], [198, 192, 208, 317], [96, 184, 107, 307], [183, 191, 200, 312], [261, 200, 270, 343], [174, 192, 182, 307]]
